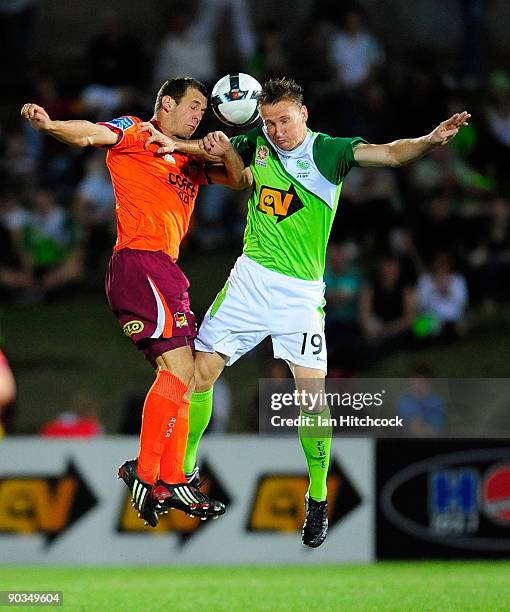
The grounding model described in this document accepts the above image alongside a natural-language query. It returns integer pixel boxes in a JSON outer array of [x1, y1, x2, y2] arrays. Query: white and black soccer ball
[[211, 73, 262, 127]]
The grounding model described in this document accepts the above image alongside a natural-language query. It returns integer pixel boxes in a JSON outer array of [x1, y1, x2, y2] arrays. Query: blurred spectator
[[359, 254, 416, 353], [247, 21, 290, 82], [325, 242, 361, 326], [0, 191, 29, 252], [0, 348, 16, 437], [86, 9, 146, 88], [397, 364, 446, 437], [40, 390, 103, 437], [0, 0, 37, 97], [412, 189, 465, 265], [328, 6, 384, 91], [338, 165, 398, 248], [73, 150, 115, 270], [416, 252, 468, 339], [24, 189, 74, 276], [398, 55, 445, 138], [467, 196, 510, 307], [483, 71, 510, 196], [153, 0, 254, 87], [324, 242, 366, 372], [0, 196, 32, 301], [0, 131, 37, 189]]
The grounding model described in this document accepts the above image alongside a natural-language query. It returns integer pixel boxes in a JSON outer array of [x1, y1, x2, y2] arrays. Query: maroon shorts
[[105, 248, 196, 365]]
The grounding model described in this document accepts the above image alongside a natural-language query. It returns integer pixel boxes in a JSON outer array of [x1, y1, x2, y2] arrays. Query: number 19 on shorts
[[300, 332, 325, 357]]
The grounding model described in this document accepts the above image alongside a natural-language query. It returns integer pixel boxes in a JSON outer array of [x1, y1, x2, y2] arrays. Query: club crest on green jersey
[[255, 145, 269, 167]]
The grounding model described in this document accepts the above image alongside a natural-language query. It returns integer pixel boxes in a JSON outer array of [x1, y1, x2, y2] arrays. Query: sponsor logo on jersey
[[106, 116, 135, 131], [174, 312, 188, 328], [123, 320, 144, 336], [168, 172, 198, 205], [255, 145, 269, 166], [256, 184, 304, 223]]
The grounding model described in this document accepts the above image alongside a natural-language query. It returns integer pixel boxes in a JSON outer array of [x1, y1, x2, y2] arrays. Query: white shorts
[[195, 255, 327, 371]]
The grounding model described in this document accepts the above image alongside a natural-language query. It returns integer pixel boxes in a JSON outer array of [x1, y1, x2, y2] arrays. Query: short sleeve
[[97, 116, 142, 152], [313, 133, 367, 185]]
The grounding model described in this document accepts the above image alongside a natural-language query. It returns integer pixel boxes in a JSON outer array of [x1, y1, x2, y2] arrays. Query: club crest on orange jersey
[[174, 312, 188, 328], [123, 320, 144, 336]]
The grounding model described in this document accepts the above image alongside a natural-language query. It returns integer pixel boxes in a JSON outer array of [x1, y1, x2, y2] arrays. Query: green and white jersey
[[231, 126, 365, 281]]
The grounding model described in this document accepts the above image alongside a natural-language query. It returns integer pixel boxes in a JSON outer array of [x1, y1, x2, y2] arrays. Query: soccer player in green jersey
[[148, 77, 469, 547]]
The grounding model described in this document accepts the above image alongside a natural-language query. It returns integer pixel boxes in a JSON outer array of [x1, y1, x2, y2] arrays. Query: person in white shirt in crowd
[[417, 252, 468, 339], [328, 6, 384, 91]]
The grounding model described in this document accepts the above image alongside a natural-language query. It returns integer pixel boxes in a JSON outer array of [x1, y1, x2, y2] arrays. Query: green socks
[[183, 387, 214, 474], [298, 407, 332, 502]]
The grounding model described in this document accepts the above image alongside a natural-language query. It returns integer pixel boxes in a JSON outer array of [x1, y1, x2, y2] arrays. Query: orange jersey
[[100, 116, 208, 261]]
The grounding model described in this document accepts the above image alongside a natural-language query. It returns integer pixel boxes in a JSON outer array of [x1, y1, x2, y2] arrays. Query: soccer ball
[[211, 73, 262, 127]]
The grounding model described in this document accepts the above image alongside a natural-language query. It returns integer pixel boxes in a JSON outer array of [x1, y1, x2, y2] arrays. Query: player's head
[[258, 77, 308, 151], [154, 77, 208, 139]]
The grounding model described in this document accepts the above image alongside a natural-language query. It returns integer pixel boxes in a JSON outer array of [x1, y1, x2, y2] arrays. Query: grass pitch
[[0, 562, 509, 611]]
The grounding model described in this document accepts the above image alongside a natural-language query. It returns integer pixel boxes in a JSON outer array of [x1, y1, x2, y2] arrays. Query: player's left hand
[[138, 122, 176, 154], [202, 131, 232, 157], [428, 111, 471, 146]]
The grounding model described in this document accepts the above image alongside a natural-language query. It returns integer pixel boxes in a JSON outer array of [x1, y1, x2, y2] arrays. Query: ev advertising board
[[377, 439, 510, 558], [0, 437, 373, 565]]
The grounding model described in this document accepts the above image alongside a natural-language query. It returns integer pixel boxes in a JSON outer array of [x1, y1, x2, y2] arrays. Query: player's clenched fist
[[202, 131, 232, 157], [20, 103, 52, 131]]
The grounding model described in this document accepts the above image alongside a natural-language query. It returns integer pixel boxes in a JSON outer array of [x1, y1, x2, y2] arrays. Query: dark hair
[[155, 77, 208, 111], [258, 77, 304, 107]]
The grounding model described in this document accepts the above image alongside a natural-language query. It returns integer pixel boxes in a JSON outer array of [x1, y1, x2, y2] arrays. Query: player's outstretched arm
[[354, 111, 471, 168], [20, 103, 118, 147]]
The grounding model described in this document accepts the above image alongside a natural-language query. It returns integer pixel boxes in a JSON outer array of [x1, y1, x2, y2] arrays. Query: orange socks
[[136, 369, 187, 484], [159, 398, 190, 484]]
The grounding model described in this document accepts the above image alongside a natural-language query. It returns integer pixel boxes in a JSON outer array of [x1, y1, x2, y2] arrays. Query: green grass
[[0, 563, 509, 611]]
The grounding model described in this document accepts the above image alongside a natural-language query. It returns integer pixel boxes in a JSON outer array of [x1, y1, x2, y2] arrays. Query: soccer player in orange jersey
[[21, 78, 244, 526]]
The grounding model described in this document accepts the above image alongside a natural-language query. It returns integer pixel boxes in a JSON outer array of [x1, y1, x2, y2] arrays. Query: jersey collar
[[263, 127, 313, 158]]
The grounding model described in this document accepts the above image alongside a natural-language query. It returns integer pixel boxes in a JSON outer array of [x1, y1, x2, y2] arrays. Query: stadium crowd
[[1, 1, 509, 389]]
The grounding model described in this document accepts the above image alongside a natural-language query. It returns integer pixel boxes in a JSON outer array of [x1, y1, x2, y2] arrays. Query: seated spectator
[[412, 189, 465, 265], [73, 150, 115, 271], [416, 252, 468, 340], [40, 390, 103, 437], [397, 364, 446, 437], [0, 194, 33, 301], [467, 195, 510, 307], [248, 21, 290, 83], [359, 254, 416, 354], [24, 189, 75, 286], [336, 164, 398, 248], [483, 71, 510, 196], [153, 0, 254, 88], [328, 6, 384, 92], [324, 242, 366, 371], [86, 9, 146, 89]]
